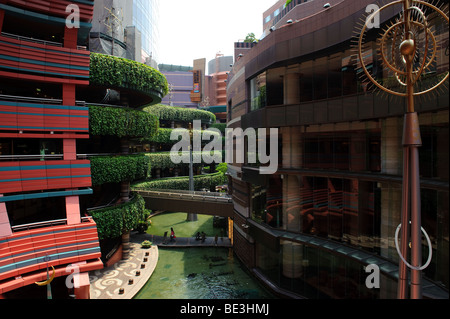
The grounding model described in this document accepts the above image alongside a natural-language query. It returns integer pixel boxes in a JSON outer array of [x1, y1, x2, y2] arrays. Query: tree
[[244, 32, 257, 43]]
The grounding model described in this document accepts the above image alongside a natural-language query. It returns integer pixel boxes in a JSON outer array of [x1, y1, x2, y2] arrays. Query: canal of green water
[[133, 212, 274, 299]]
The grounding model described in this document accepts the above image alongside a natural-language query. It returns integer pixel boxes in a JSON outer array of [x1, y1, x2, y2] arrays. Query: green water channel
[[134, 212, 275, 299]]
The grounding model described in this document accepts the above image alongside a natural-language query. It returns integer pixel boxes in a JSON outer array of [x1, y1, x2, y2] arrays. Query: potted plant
[[141, 240, 152, 248]]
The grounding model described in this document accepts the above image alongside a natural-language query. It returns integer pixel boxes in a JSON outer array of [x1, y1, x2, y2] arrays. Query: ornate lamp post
[[357, 0, 448, 299]]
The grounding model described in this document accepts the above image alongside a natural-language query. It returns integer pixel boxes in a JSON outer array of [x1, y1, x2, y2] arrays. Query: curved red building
[[0, 0, 103, 299]]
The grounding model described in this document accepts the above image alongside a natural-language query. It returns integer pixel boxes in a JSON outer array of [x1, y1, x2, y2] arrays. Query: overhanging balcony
[[0, 33, 90, 85], [0, 217, 102, 294], [0, 160, 92, 195]]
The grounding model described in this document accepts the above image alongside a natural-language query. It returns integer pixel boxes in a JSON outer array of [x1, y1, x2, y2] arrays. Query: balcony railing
[[0, 33, 90, 85], [0, 160, 92, 194], [0, 32, 87, 51], [10, 216, 93, 233]]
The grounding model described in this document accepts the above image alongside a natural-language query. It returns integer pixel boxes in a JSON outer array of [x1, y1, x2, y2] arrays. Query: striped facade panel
[[0, 160, 92, 194], [0, 100, 89, 134], [0, 220, 101, 284], [0, 36, 90, 84], [4, 0, 94, 22]]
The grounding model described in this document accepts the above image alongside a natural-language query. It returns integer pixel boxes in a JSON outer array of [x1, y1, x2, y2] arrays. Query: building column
[[0, 195, 12, 238], [63, 127, 79, 225], [283, 65, 300, 105], [381, 117, 403, 175], [66, 196, 81, 225], [63, 83, 76, 106], [283, 175, 301, 232], [64, 26, 78, 49], [282, 127, 302, 169], [73, 272, 91, 299]]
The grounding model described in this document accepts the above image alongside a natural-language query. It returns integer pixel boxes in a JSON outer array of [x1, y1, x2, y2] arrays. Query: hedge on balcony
[[145, 151, 223, 169], [89, 105, 159, 138], [91, 194, 146, 240], [131, 172, 226, 192], [90, 154, 151, 186], [90, 52, 169, 98], [144, 104, 216, 124], [142, 128, 221, 144]]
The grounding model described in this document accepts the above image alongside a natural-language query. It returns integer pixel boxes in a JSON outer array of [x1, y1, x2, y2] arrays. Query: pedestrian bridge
[[133, 189, 234, 218]]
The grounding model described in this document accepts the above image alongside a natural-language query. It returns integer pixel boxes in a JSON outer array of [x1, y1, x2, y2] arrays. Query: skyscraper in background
[[91, 0, 160, 67], [132, 0, 160, 66]]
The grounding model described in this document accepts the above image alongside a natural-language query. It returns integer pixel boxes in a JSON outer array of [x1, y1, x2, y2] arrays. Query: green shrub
[[90, 52, 169, 98], [132, 172, 226, 192], [145, 151, 223, 169], [90, 154, 151, 186], [89, 105, 159, 138], [142, 128, 221, 144], [215, 162, 228, 174], [91, 194, 146, 240], [144, 104, 216, 124], [141, 240, 152, 248]]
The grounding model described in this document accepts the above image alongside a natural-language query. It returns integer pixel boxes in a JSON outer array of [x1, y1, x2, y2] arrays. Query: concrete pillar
[[381, 117, 403, 175], [282, 127, 302, 169], [62, 83, 76, 106], [283, 175, 301, 232], [63, 139, 77, 161], [0, 195, 12, 238], [282, 127, 292, 169], [64, 26, 78, 49], [66, 196, 81, 225], [283, 66, 300, 105], [73, 272, 91, 299]]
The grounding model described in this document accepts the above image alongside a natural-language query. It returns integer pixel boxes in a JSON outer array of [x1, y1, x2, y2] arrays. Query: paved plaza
[[89, 233, 232, 299]]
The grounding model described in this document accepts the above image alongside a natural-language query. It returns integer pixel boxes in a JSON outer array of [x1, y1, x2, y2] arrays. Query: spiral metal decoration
[[357, 0, 448, 299], [358, 0, 448, 102]]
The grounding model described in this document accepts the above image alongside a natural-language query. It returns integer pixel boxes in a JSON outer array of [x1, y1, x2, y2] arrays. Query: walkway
[[135, 189, 234, 218], [88, 232, 232, 299]]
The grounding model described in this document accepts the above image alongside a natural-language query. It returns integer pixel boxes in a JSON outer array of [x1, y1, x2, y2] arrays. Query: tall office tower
[[91, 0, 160, 66], [0, 0, 103, 298]]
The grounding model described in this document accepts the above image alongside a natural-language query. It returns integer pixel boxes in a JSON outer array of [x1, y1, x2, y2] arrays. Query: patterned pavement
[[89, 242, 158, 299], [88, 233, 232, 299]]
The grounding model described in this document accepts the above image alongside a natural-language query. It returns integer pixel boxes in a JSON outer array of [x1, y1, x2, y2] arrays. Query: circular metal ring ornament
[[357, 0, 449, 98]]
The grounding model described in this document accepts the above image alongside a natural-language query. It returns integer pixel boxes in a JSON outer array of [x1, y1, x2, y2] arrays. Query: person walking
[[170, 227, 176, 242]]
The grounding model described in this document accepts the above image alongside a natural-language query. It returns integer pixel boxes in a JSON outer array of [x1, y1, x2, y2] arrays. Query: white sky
[[158, 0, 276, 69]]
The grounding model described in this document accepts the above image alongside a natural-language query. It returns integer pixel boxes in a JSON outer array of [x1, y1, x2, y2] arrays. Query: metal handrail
[[0, 153, 144, 161], [135, 189, 232, 203], [11, 217, 93, 232], [0, 154, 64, 161], [1, 32, 87, 51], [0, 94, 86, 106]]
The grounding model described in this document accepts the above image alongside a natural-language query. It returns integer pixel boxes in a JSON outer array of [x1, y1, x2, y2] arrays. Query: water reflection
[[134, 247, 274, 299]]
